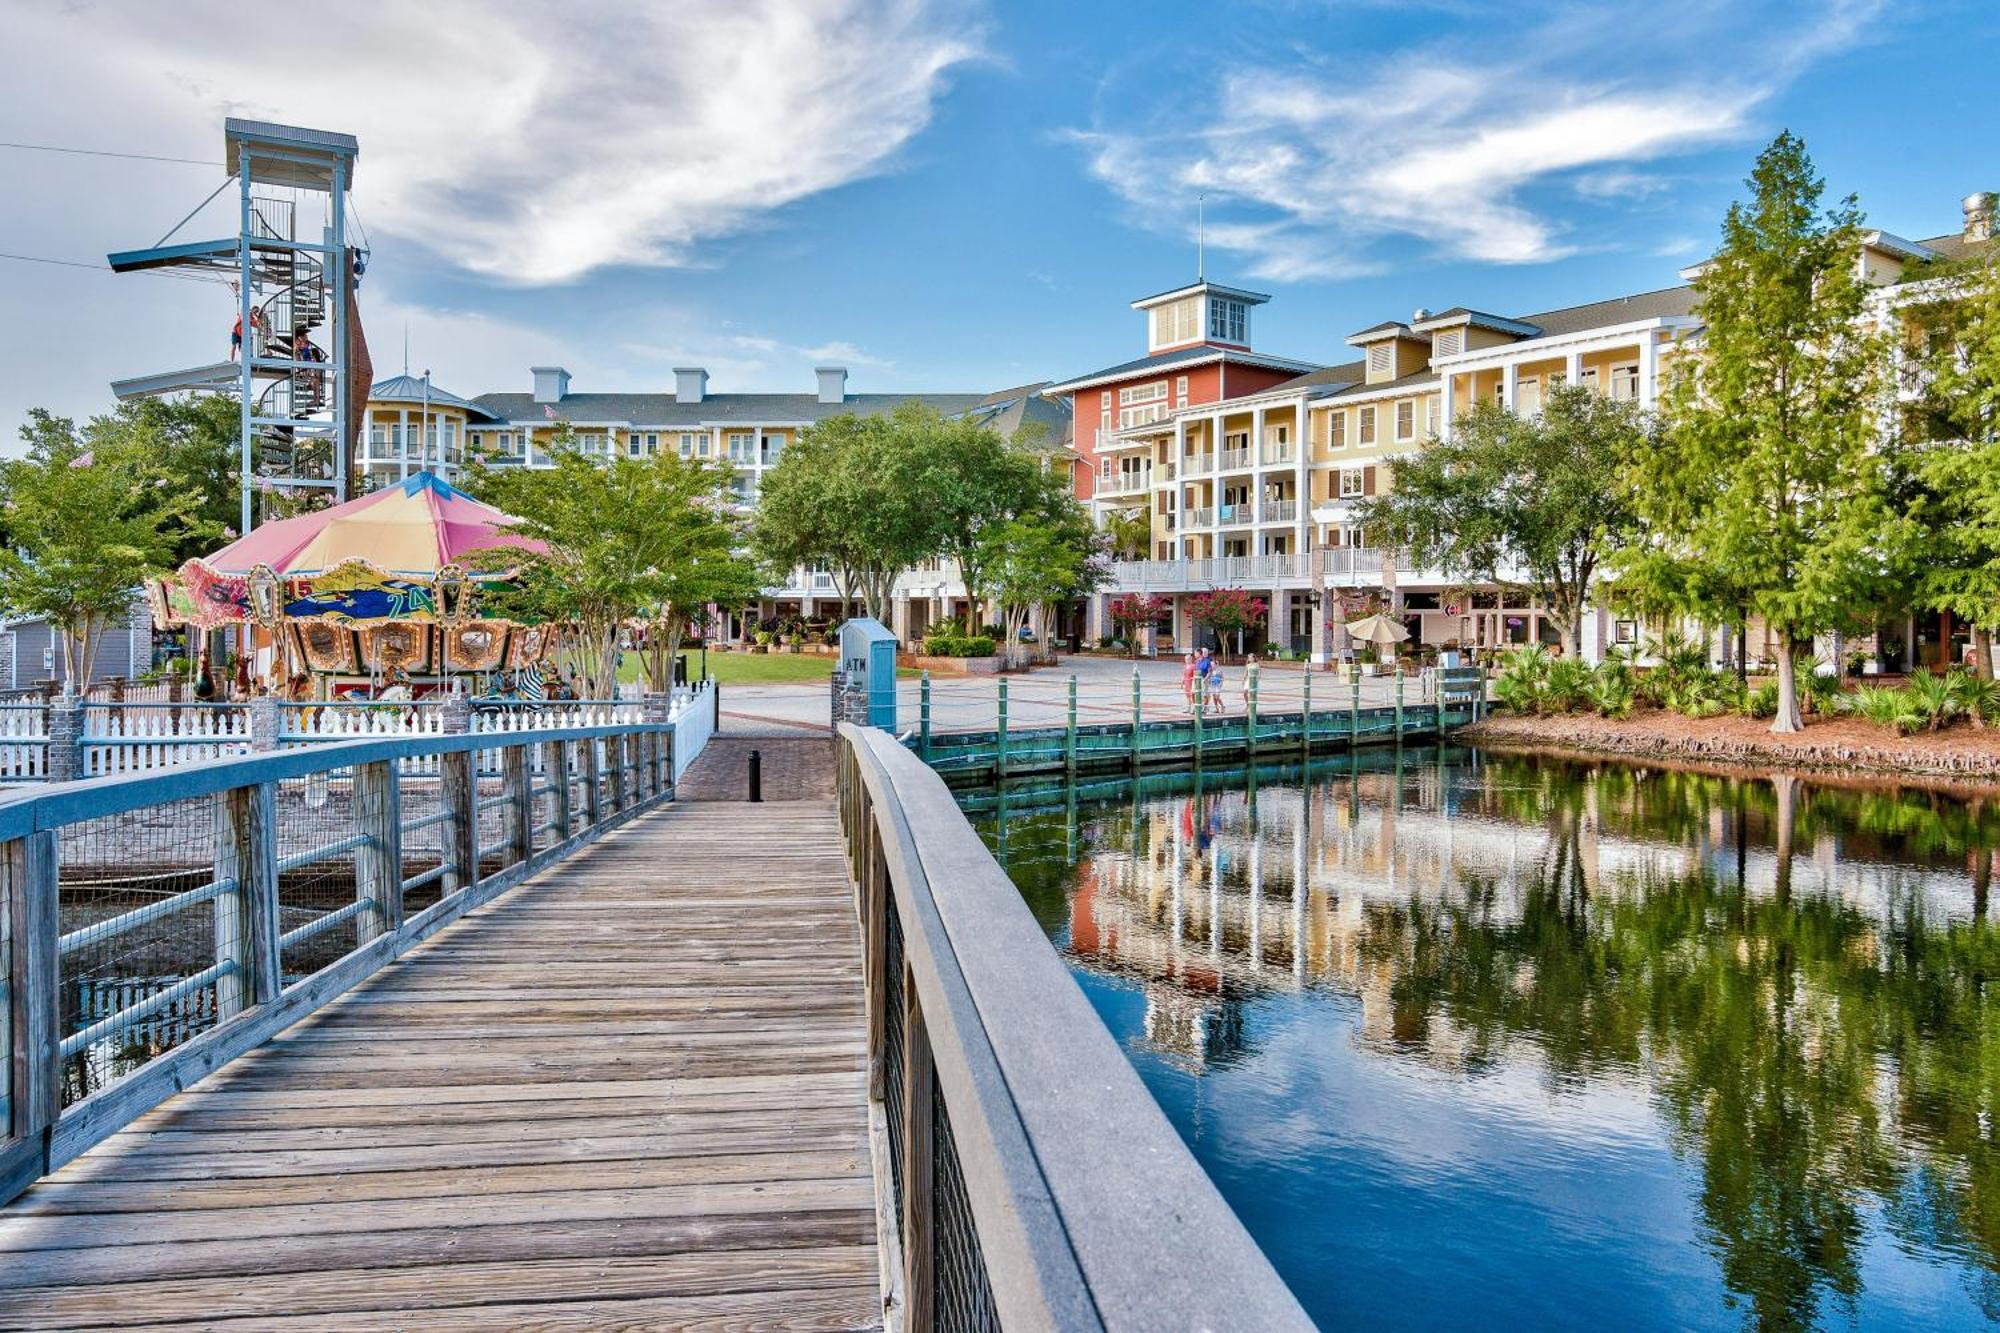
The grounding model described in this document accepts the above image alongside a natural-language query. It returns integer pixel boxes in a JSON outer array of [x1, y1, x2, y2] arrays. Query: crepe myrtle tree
[[467, 426, 752, 699], [1109, 592, 1170, 657], [1186, 588, 1267, 656], [978, 501, 1105, 667]]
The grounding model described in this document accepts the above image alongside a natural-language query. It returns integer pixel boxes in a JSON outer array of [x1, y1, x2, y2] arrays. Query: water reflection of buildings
[[1064, 759, 1992, 1071]]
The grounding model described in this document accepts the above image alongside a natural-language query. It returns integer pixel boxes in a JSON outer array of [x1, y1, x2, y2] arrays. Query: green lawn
[[614, 649, 921, 685]]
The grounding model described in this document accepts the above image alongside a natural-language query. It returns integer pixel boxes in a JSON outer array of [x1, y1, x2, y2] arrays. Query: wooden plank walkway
[[0, 800, 883, 1331]]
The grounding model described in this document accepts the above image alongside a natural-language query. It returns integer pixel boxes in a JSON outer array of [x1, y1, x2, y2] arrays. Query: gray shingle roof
[[1515, 285, 1699, 337], [469, 391, 988, 428], [1267, 361, 1367, 393], [370, 375, 501, 419], [1321, 369, 1440, 397]]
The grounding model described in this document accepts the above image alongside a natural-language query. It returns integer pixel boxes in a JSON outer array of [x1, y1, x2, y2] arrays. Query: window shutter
[[1363, 466, 1377, 496], [1367, 344, 1392, 376]]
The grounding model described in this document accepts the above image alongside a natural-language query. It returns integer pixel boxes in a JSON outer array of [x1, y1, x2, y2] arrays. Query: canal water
[[961, 747, 2000, 1332]]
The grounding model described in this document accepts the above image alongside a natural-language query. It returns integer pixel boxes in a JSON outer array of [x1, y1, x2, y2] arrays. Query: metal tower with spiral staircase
[[106, 120, 369, 534]]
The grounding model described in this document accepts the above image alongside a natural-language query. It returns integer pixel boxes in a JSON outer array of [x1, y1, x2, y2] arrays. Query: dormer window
[[1209, 298, 1247, 344], [1151, 297, 1201, 349]]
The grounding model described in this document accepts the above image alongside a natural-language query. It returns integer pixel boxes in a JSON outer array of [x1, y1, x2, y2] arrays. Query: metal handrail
[[836, 724, 1309, 1330], [0, 703, 700, 1206]]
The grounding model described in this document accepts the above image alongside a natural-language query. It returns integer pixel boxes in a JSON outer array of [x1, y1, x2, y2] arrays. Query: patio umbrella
[[1344, 613, 1411, 647]]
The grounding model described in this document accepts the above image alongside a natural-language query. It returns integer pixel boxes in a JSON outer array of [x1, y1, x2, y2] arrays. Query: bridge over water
[[0, 697, 1306, 1329]]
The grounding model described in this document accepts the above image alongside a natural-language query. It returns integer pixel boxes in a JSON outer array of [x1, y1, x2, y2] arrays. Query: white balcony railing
[[1259, 500, 1298, 523], [1217, 447, 1252, 472], [1260, 442, 1296, 465], [1098, 546, 1452, 593], [1182, 453, 1211, 477], [1215, 501, 1253, 526], [1185, 506, 1215, 527]]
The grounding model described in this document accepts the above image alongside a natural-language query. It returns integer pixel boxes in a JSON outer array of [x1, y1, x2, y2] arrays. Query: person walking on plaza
[[1206, 658, 1227, 716], [1181, 652, 1198, 713], [1242, 655, 1259, 713]]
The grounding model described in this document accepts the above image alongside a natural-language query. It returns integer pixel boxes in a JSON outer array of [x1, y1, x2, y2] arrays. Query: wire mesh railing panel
[[475, 746, 509, 877], [397, 775, 449, 914], [55, 796, 224, 1107], [531, 742, 563, 847], [272, 768, 362, 980], [933, 1078, 1001, 1333], [883, 905, 908, 1216]]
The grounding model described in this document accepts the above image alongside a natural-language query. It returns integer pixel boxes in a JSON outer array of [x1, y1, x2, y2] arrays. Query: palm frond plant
[[1850, 683, 1919, 734], [1945, 669, 2000, 728], [1544, 658, 1594, 714], [1903, 670, 1961, 732], [1493, 645, 1552, 714], [1584, 667, 1636, 719]]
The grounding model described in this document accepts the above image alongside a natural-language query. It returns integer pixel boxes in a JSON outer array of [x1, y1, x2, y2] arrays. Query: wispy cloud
[[10, 0, 983, 285], [1073, 0, 1886, 281]]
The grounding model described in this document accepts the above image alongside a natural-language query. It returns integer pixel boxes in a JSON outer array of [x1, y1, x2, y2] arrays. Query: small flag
[[543, 404, 557, 421]]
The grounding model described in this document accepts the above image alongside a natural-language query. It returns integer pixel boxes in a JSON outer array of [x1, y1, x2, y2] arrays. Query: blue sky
[[2, 0, 1996, 434]]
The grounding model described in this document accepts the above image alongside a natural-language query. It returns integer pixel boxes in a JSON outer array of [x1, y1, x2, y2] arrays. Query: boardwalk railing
[[0, 710, 706, 1207], [836, 724, 1310, 1331]]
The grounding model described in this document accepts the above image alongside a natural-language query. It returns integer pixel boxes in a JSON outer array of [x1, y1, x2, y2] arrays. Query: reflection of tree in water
[[1363, 797, 2000, 1332]]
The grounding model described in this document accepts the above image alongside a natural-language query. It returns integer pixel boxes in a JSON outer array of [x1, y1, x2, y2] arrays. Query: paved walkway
[[0, 803, 882, 1330]]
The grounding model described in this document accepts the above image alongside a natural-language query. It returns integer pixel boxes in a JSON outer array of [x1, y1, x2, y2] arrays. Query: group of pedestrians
[[1180, 648, 1258, 717]]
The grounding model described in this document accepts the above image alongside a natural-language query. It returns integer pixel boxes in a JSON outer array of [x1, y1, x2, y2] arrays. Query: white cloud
[[7, 0, 982, 285], [1074, 0, 1885, 281]]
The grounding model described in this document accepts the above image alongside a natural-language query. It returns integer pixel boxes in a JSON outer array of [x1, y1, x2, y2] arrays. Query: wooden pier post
[[1247, 662, 1259, 761], [1301, 665, 1311, 760], [1064, 674, 1077, 779], [996, 678, 1009, 782], [1130, 669, 1143, 772], [215, 781, 279, 1016], [919, 671, 932, 763], [352, 759, 402, 941], [1395, 669, 1405, 742]]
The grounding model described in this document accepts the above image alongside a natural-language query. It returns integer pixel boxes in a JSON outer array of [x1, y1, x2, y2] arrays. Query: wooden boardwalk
[[0, 801, 883, 1330]]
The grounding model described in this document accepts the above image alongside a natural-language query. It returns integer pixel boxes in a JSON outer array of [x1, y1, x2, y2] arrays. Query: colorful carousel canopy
[[165, 472, 543, 628]]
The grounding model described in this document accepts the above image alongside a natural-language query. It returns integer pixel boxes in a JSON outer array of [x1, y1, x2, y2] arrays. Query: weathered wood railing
[[836, 724, 1311, 1331], [0, 707, 706, 1207]]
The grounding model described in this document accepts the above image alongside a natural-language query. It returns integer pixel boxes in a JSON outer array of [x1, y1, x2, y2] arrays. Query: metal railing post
[[214, 781, 280, 1017], [440, 748, 477, 891], [1395, 669, 1405, 742], [1193, 680, 1205, 766], [352, 759, 402, 941], [3, 831, 59, 1159], [502, 743, 532, 864], [1064, 674, 1077, 779], [995, 678, 1009, 782], [1350, 674, 1361, 746], [920, 671, 932, 762]]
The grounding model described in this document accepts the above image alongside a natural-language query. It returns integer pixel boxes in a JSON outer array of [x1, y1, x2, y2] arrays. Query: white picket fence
[[0, 689, 713, 784]]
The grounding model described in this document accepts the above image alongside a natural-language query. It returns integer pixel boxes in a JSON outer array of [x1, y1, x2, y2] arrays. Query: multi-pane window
[[1339, 468, 1366, 498], [1328, 411, 1345, 449], [627, 432, 643, 457], [1395, 401, 1415, 440], [1100, 392, 1112, 436], [1118, 381, 1168, 430], [1151, 297, 1201, 348], [1425, 396, 1440, 436], [1358, 406, 1376, 445], [678, 432, 699, 458], [1209, 298, 1247, 344], [1175, 375, 1189, 408], [1608, 364, 1641, 402], [1517, 377, 1542, 415], [727, 432, 756, 462]]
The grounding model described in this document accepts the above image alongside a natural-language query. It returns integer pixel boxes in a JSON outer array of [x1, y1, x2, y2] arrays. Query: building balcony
[[1098, 470, 1153, 498], [1181, 453, 1211, 477], [1217, 446, 1252, 472], [1260, 442, 1296, 466], [1259, 499, 1298, 523], [1215, 501, 1253, 527], [1185, 506, 1215, 526]]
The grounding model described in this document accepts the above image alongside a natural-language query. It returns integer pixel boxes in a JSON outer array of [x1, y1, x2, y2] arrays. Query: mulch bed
[[1462, 709, 2000, 783]]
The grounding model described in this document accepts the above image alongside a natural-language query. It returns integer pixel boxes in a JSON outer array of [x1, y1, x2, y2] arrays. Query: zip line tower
[[108, 120, 367, 535]]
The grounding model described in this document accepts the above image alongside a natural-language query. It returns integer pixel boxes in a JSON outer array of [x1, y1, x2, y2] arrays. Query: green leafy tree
[[1903, 240, 2000, 678], [465, 427, 752, 698], [1360, 382, 1648, 657], [1104, 506, 1153, 561], [978, 501, 1105, 665], [1627, 132, 1903, 732], [914, 411, 1070, 633], [1186, 588, 1267, 651], [0, 410, 219, 685], [1110, 592, 1170, 656], [753, 408, 940, 621]]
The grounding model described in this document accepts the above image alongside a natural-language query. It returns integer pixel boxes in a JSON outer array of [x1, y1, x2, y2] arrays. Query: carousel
[[153, 472, 560, 698]]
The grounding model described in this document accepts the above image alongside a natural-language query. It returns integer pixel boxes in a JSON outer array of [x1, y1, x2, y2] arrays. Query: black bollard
[[748, 748, 763, 802]]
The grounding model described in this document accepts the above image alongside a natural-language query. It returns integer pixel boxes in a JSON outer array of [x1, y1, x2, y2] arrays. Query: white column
[[1294, 399, 1310, 557], [1439, 374, 1456, 439], [1638, 334, 1660, 409], [1501, 362, 1519, 413], [398, 407, 410, 480], [1564, 350, 1583, 387]]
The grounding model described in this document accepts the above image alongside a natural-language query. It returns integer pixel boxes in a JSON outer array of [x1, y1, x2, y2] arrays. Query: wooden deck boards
[[0, 800, 884, 1331]]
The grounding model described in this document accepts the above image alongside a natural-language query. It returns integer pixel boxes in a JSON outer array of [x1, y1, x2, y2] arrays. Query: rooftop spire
[[1196, 193, 1206, 282]]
